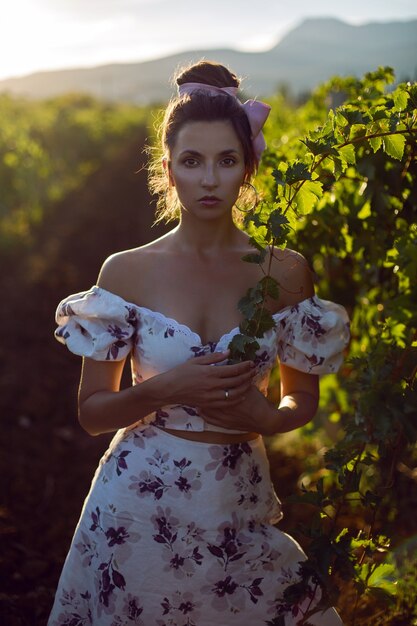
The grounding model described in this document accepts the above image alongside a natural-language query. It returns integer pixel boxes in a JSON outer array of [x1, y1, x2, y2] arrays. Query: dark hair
[[148, 60, 257, 223]]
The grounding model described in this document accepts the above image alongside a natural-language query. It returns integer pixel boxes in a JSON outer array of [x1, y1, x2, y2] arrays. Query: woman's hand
[[202, 362, 320, 436], [201, 384, 278, 436], [159, 350, 256, 410]]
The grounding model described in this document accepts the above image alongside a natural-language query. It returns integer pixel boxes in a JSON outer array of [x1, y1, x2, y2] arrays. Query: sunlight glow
[[0, 2, 57, 78], [0, 3, 188, 80], [0, 0, 416, 82], [236, 32, 282, 53]]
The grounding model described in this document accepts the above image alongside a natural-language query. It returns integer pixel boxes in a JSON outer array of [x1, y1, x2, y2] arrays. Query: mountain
[[1, 18, 416, 102]]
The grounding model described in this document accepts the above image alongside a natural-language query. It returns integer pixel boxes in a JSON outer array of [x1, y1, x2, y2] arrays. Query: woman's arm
[[78, 357, 161, 436], [267, 363, 319, 434], [77, 350, 255, 436]]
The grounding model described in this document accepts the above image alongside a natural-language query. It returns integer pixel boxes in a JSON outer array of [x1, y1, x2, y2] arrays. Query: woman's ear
[[162, 157, 175, 187]]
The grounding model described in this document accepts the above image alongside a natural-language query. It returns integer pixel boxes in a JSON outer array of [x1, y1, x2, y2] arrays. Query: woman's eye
[[183, 158, 199, 167], [221, 157, 236, 166]]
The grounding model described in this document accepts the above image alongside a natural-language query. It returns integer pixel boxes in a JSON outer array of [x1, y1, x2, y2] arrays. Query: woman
[[48, 61, 349, 625]]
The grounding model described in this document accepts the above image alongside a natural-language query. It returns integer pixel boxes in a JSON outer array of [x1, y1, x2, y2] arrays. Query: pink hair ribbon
[[177, 82, 271, 163]]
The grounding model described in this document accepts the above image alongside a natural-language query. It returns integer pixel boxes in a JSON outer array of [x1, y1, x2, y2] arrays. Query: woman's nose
[[201, 165, 218, 188]]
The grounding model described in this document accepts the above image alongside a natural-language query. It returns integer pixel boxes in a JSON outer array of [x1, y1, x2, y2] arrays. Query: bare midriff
[[162, 427, 260, 444]]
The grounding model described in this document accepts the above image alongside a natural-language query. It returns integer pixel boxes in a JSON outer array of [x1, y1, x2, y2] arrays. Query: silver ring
[[224, 389, 229, 400]]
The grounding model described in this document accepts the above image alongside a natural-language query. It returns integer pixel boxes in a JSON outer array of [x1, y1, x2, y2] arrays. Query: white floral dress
[[48, 287, 349, 626]]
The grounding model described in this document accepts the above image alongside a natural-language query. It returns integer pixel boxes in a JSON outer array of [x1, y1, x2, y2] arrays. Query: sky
[[1, 0, 417, 81]]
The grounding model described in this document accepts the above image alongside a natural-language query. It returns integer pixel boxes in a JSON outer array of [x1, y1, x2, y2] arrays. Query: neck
[[170, 212, 244, 255]]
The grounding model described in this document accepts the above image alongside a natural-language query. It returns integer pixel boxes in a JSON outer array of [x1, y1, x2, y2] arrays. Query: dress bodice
[[55, 286, 350, 434]]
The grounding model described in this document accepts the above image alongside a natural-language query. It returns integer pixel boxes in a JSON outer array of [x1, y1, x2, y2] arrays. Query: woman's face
[[168, 120, 246, 220]]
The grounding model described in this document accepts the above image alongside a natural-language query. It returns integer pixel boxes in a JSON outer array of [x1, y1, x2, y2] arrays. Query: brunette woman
[[48, 61, 349, 625]]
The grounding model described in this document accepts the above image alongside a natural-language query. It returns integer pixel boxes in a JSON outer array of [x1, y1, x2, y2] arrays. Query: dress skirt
[[48, 424, 342, 626]]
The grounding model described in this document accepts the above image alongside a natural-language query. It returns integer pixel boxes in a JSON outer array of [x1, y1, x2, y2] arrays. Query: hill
[[0, 18, 416, 102]]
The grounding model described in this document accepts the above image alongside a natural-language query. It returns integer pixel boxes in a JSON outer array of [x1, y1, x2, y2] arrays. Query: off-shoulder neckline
[[89, 285, 318, 348]]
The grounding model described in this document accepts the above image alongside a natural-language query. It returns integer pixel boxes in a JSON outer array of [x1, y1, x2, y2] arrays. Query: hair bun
[[175, 60, 240, 89]]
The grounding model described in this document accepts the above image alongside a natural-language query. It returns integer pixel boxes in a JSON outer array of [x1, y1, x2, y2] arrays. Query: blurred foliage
[[0, 93, 149, 253], [230, 67, 417, 623]]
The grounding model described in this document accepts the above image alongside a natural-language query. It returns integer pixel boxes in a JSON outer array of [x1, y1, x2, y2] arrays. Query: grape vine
[[230, 67, 417, 622]]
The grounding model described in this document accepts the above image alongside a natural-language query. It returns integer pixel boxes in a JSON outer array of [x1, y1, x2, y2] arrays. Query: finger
[[224, 387, 248, 403], [216, 360, 254, 378], [215, 384, 249, 405], [214, 370, 255, 391], [203, 394, 243, 410], [202, 359, 255, 384]]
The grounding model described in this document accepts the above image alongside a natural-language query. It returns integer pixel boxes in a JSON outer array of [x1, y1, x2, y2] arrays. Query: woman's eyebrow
[[179, 148, 240, 156], [219, 149, 240, 155], [178, 149, 202, 156]]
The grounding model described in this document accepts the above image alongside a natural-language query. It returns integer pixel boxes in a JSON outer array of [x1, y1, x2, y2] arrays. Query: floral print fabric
[[48, 425, 342, 625], [50, 288, 347, 625], [54, 287, 350, 435]]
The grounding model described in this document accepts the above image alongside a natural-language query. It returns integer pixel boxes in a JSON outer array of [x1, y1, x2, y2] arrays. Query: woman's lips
[[199, 196, 221, 206]]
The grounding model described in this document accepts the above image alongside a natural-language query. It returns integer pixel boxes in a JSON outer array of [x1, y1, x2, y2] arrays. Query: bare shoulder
[[97, 230, 176, 298], [269, 247, 315, 308], [97, 248, 137, 294]]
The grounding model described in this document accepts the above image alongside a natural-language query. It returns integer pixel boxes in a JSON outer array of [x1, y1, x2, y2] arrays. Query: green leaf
[[260, 275, 280, 300], [294, 180, 323, 215], [286, 161, 311, 184], [250, 307, 277, 337], [335, 111, 349, 127], [350, 124, 367, 140], [371, 106, 390, 122], [249, 237, 266, 252], [250, 212, 266, 228], [272, 168, 286, 186], [367, 563, 397, 597], [393, 89, 409, 111], [228, 334, 260, 361], [248, 237, 266, 253], [382, 133, 406, 160], [331, 156, 346, 179], [238, 297, 257, 319], [303, 136, 338, 156], [367, 587, 396, 606], [238, 288, 263, 318], [268, 210, 290, 238], [342, 109, 366, 125], [338, 144, 356, 165], [369, 136, 382, 153]]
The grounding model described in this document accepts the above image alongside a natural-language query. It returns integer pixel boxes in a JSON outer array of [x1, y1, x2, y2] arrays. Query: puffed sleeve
[[54, 286, 137, 361], [276, 295, 350, 374]]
